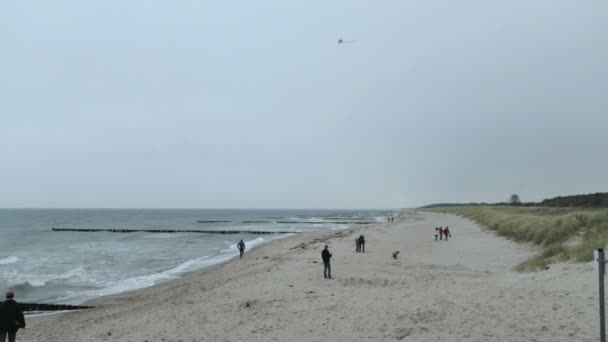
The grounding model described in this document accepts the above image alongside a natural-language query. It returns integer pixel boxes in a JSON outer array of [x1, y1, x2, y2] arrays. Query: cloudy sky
[[1, 1, 606, 209]]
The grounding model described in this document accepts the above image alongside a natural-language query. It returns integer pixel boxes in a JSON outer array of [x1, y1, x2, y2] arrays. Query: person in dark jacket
[[237, 240, 245, 259], [0, 291, 25, 342], [358, 235, 365, 253], [321, 245, 332, 279]]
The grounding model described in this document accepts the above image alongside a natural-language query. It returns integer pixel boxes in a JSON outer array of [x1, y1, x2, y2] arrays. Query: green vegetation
[[421, 192, 608, 209], [540, 192, 608, 208], [429, 206, 608, 271]]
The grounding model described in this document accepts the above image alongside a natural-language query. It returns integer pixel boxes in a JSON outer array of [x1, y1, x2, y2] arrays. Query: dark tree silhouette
[[509, 194, 521, 205]]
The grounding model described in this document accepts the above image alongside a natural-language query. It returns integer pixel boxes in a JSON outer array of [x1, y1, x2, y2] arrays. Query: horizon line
[[0, 207, 405, 211]]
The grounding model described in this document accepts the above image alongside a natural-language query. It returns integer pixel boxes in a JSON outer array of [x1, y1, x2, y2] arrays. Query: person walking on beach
[[439, 227, 444, 240], [358, 235, 365, 253], [444, 226, 452, 241], [322, 245, 332, 279], [237, 240, 245, 259], [355, 237, 361, 252], [0, 291, 25, 342], [434, 227, 439, 241]]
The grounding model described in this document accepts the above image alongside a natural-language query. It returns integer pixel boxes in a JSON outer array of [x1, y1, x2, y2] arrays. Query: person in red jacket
[[0, 291, 26, 342], [444, 226, 452, 241]]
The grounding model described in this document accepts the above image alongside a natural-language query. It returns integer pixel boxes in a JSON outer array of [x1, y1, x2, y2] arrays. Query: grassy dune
[[429, 206, 608, 271]]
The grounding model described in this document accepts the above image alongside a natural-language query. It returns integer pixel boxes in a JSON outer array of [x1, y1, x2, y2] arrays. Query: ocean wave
[[11, 233, 286, 305], [0, 255, 19, 265], [55, 266, 87, 280], [221, 236, 266, 253], [0, 256, 19, 265], [10, 281, 47, 294], [52, 235, 281, 305], [77, 253, 234, 301], [7, 266, 88, 290], [143, 233, 183, 239]]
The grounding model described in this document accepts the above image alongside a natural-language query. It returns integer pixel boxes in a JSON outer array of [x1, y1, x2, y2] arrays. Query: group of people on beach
[[388, 217, 395, 222], [324, 233, 368, 279], [434, 226, 452, 241], [236, 216, 397, 280], [0, 291, 26, 342]]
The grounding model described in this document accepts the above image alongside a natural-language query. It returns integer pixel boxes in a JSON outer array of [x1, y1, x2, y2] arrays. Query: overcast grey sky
[[1, 1, 606, 209]]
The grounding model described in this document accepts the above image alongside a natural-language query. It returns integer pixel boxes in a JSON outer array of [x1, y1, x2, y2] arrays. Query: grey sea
[[0, 209, 393, 304]]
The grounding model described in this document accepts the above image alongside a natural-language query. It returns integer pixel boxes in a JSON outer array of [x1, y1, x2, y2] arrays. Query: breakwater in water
[[197, 220, 377, 225], [52, 228, 299, 234], [19, 303, 93, 312]]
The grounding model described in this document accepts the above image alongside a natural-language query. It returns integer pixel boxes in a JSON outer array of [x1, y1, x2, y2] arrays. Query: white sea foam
[[8, 279, 47, 288], [11, 266, 88, 287], [373, 215, 389, 222], [59, 235, 278, 304], [144, 233, 186, 239], [222, 236, 267, 253], [55, 266, 87, 280], [27, 280, 46, 287], [0, 256, 19, 265]]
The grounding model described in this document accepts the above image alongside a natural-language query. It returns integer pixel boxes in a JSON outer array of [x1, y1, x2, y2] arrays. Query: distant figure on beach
[[434, 227, 439, 241], [0, 291, 26, 342], [358, 235, 365, 253], [439, 227, 444, 240], [237, 240, 245, 259], [392, 251, 400, 259], [322, 245, 332, 279], [355, 237, 360, 252], [444, 226, 452, 241]]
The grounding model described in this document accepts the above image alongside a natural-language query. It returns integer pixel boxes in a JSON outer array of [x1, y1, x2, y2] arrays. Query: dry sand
[[20, 211, 599, 341]]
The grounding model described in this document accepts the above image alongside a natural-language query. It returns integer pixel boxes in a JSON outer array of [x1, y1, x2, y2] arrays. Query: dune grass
[[429, 206, 608, 271]]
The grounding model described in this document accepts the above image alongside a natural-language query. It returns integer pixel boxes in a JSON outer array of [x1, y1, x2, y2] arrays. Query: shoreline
[[22, 233, 300, 318], [21, 211, 599, 342], [81, 229, 320, 307], [82, 219, 376, 308]]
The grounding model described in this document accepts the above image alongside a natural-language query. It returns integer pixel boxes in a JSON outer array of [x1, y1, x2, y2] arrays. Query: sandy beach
[[19, 211, 599, 342]]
